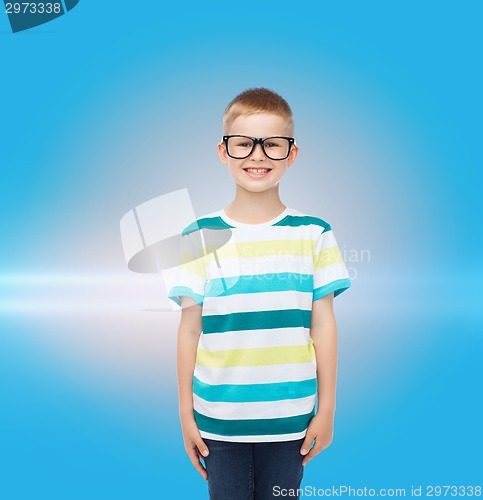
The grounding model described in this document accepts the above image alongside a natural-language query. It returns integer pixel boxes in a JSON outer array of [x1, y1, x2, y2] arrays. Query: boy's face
[[217, 113, 299, 194]]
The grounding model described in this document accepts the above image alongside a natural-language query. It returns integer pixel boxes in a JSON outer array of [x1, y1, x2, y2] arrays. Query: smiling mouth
[[243, 168, 272, 174]]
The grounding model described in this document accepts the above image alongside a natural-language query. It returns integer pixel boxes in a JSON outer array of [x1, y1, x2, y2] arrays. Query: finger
[[187, 446, 208, 480], [300, 436, 316, 456], [301, 444, 323, 467], [195, 437, 210, 458]]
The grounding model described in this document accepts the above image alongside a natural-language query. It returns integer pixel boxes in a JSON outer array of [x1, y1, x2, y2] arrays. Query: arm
[[300, 292, 338, 466], [177, 296, 210, 480]]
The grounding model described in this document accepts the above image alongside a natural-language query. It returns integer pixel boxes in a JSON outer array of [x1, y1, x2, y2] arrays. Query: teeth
[[246, 168, 270, 174]]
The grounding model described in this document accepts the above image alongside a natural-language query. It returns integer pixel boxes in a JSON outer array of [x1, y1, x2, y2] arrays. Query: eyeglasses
[[222, 135, 296, 160]]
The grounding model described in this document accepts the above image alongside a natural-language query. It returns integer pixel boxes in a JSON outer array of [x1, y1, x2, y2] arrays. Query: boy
[[168, 88, 351, 499]]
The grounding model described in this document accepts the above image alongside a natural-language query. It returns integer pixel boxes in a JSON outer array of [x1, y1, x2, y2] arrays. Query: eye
[[232, 139, 252, 147]]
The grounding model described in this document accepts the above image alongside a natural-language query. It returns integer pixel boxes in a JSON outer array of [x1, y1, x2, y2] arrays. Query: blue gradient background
[[1, 2, 482, 498]]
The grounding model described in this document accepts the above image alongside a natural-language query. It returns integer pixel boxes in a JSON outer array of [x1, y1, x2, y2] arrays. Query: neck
[[225, 187, 286, 220]]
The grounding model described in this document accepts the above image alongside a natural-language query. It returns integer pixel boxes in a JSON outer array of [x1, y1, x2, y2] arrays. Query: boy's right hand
[[181, 417, 210, 481]]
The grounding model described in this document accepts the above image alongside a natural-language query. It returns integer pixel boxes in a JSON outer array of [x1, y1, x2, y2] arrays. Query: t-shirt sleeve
[[312, 225, 352, 301], [166, 228, 207, 308]]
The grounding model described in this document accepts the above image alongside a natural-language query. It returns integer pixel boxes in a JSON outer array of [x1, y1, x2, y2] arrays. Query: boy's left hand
[[300, 411, 334, 466]]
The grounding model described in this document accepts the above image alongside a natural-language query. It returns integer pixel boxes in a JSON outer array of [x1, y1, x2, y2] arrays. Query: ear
[[287, 143, 299, 167], [217, 141, 229, 165]]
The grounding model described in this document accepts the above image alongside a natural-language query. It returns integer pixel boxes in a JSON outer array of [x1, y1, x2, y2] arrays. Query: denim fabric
[[202, 437, 305, 499]]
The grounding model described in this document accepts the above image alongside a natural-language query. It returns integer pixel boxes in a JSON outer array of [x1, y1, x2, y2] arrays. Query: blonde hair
[[223, 88, 294, 135]]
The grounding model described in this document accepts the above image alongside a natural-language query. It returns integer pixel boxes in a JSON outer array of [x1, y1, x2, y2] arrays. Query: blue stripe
[[168, 286, 203, 307], [202, 309, 312, 334], [182, 216, 234, 236], [194, 407, 316, 436], [275, 214, 332, 232], [193, 376, 317, 402], [205, 272, 313, 298], [313, 278, 352, 301]]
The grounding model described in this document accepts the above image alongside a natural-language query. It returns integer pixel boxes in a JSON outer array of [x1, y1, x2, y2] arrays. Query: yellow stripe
[[211, 239, 315, 260], [196, 342, 315, 368], [314, 245, 343, 269], [183, 241, 341, 277]]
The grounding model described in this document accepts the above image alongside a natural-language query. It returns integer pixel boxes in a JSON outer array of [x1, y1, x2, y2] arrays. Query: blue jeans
[[202, 437, 305, 499]]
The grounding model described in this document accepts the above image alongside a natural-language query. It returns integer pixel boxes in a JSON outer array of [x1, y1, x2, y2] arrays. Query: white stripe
[[194, 361, 317, 385], [206, 253, 315, 281], [202, 289, 313, 315], [199, 430, 307, 443], [198, 327, 311, 351], [194, 394, 316, 420], [213, 222, 318, 244]]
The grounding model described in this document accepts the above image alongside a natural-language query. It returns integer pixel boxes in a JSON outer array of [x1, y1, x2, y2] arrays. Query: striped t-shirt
[[168, 206, 351, 442]]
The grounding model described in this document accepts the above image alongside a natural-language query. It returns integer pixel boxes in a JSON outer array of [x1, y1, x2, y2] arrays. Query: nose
[[250, 143, 266, 160]]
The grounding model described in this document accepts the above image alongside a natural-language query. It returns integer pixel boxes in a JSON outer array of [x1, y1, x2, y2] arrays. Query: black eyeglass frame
[[222, 135, 296, 160]]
